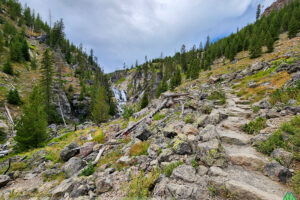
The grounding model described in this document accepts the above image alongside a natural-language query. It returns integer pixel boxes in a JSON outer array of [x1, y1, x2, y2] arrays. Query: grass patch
[[257, 116, 300, 158], [242, 117, 267, 134], [184, 114, 195, 124], [162, 161, 183, 177], [96, 150, 122, 169], [153, 113, 166, 121], [208, 91, 226, 105], [269, 81, 300, 105], [116, 77, 126, 84], [252, 106, 260, 113], [129, 142, 149, 157], [126, 168, 160, 198], [290, 170, 300, 196], [93, 131, 106, 144], [80, 162, 95, 176]]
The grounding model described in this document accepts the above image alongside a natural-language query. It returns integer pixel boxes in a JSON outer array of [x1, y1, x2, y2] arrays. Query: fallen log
[[114, 98, 168, 138], [4, 104, 14, 126], [3, 158, 11, 175], [161, 93, 189, 99]]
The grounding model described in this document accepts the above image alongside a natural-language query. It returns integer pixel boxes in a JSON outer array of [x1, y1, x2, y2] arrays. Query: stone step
[[218, 128, 252, 145], [220, 116, 250, 131], [210, 165, 288, 200], [223, 144, 269, 171]]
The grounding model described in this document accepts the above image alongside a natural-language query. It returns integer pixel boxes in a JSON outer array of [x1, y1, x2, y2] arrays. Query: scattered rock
[[51, 178, 75, 199], [173, 135, 192, 155], [181, 124, 198, 135], [135, 125, 152, 141], [196, 115, 210, 128], [263, 161, 292, 183], [79, 142, 96, 158], [60, 143, 80, 162], [0, 175, 11, 188], [248, 81, 258, 88], [63, 157, 86, 178], [171, 164, 196, 182], [95, 178, 113, 194], [200, 125, 219, 142], [271, 148, 294, 168]]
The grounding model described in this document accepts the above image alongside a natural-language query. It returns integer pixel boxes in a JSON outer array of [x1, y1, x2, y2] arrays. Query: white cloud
[[21, 0, 276, 72]]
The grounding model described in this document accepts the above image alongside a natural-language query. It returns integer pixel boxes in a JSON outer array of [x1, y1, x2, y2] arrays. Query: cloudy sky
[[21, 0, 276, 73]]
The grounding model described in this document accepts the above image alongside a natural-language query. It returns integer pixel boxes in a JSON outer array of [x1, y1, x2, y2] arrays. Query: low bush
[[242, 117, 267, 134], [256, 131, 286, 155], [153, 113, 166, 121], [184, 114, 195, 124], [129, 142, 149, 156], [126, 168, 160, 198], [7, 89, 22, 105], [80, 162, 95, 176], [208, 91, 226, 105], [162, 161, 183, 177], [93, 131, 106, 144], [269, 81, 300, 105], [291, 170, 300, 195], [122, 106, 134, 120], [201, 105, 213, 114]]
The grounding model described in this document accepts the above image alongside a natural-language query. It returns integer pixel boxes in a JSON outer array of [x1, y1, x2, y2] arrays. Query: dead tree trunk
[[57, 95, 67, 127]]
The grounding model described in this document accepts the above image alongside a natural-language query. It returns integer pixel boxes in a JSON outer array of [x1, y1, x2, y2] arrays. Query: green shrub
[[140, 93, 149, 109], [7, 89, 22, 105], [123, 106, 134, 120], [0, 129, 6, 144], [191, 159, 198, 169], [252, 106, 260, 113], [162, 161, 183, 177], [126, 168, 160, 198], [93, 131, 106, 144], [201, 105, 213, 114], [208, 91, 226, 105], [80, 162, 95, 176], [2, 61, 13, 75], [129, 142, 149, 156], [184, 114, 195, 124], [242, 117, 266, 134], [153, 113, 166, 121], [269, 81, 300, 105], [257, 131, 286, 155], [291, 170, 300, 195]]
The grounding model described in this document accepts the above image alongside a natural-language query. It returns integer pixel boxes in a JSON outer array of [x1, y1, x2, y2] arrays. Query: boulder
[[70, 184, 89, 198], [271, 148, 294, 168], [0, 175, 11, 188], [196, 139, 227, 167], [197, 165, 209, 176], [209, 111, 228, 125], [263, 160, 292, 183], [196, 115, 210, 128], [254, 99, 271, 109], [167, 183, 206, 200], [60, 142, 80, 162], [118, 156, 133, 165], [171, 164, 196, 183], [147, 144, 160, 159], [157, 149, 173, 163], [287, 61, 300, 74], [79, 142, 96, 158], [200, 125, 219, 142], [247, 81, 258, 88], [275, 63, 289, 72], [251, 134, 270, 147], [135, 125, 152, 141], [63, 157, 86, 178], [182, 124, 198, 135], [95, 178, 113, 194], [51, 178, 75, 199], [251, 61, 267, 72], [173, 135, 192, 155]]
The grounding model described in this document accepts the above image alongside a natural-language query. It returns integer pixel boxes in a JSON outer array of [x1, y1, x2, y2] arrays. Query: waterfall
[[112, 87, 127, 114]]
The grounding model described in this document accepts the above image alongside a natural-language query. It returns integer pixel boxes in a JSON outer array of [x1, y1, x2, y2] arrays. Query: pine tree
[[140, 93, 149, 109], [7, 89, 22, 105], [14, 86, 48, 151], [30, 56, 37, 70], [180, 44, 187, 72], [256, 4, 261, 21], [266, 32, 274, 53], [2, 60, 13, 75], [249, 38, 262, 59], [91, 86, 109, 123], [204, 36, 210, 50], [288, 17, 298, 39], [21, 39, 30, 61], [40, 49, 54, 119]]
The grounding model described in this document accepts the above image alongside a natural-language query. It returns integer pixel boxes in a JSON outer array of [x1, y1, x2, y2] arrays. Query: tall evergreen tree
[[14, 86, 48, 151], [7, 89, 22, 105], [40, 49, 54, 119], [204, 35, 210, 50], [288, 17, 298, 39], [180, 44, 187, 72], [256, 4, 261, 21], [266, 32, 274, 53], [140, 93, 149, 109], [91, 86, 109, 124], [2, 60, 13, 75]]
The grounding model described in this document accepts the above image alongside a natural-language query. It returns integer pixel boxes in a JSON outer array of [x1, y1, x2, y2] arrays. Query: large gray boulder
[[271, 148, 294, 168], [0, 175, 11, 188], [173, 135, 192, 155], [200, 124, 219, 142], [96, 178, 113, 194], [135, 125, 152, 141], [171, 164, 196, 183], [51, 178, 75, 199], [263, 161, 292, 183], [60, 142, 80, 162], [167, 183, 207, 200], [63, 157, 86, 178]]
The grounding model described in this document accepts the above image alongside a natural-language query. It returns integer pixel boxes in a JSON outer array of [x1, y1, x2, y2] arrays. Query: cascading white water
[[112, 87, 127, 114]]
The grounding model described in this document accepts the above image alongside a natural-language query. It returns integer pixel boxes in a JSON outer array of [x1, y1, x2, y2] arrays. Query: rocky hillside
[[262, 0, 293, 16], [0, 30, 299, 199], [0, 0, 300, 199]]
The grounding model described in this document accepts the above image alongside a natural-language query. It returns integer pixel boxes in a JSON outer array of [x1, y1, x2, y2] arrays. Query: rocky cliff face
[[262, 0, 292, 16]]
